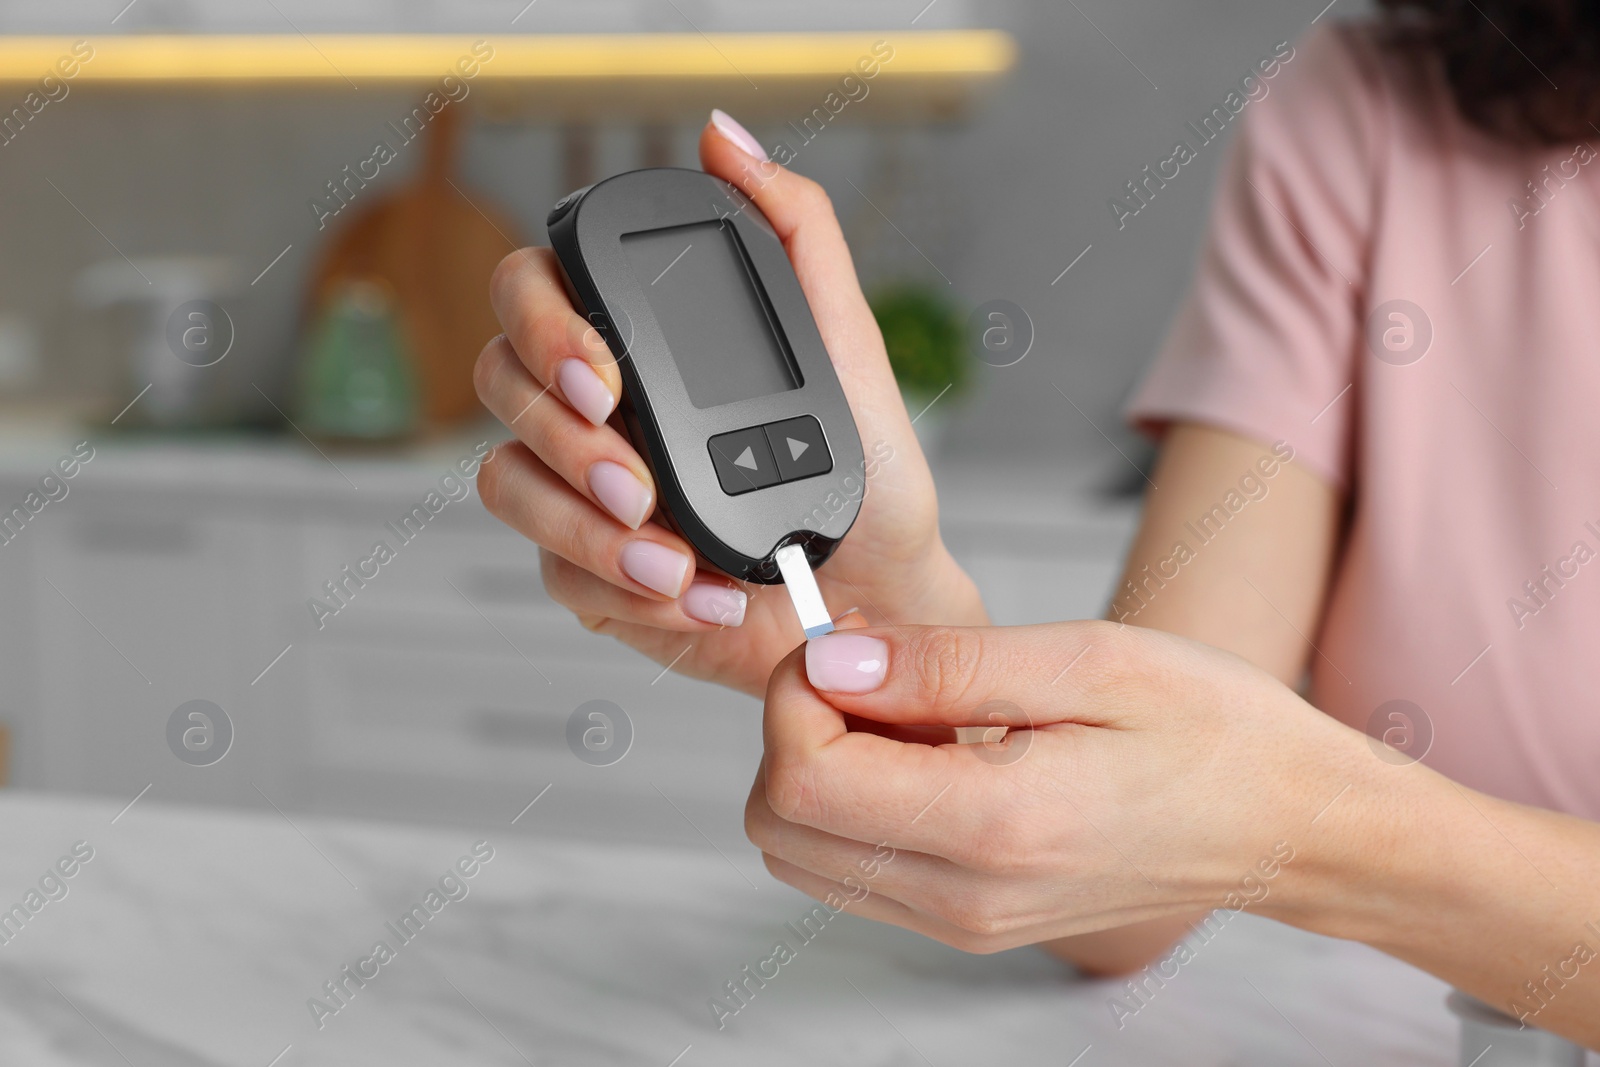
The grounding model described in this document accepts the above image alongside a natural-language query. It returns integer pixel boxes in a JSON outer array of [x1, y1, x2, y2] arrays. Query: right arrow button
[[765, 415, 833, 483]]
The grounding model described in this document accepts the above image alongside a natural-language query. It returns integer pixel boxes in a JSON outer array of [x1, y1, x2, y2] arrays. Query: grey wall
[[0, 0, 1371, 465], [934, 0, 1376, 465]]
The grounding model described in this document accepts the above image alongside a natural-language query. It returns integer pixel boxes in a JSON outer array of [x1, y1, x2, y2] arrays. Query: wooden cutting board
[[306, 104, 518, 429]]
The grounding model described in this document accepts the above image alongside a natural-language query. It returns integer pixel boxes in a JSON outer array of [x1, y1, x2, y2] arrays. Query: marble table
[[0, 791, 1493, 1065]]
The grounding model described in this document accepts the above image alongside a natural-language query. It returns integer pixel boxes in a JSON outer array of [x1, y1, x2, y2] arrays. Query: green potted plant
[[869, 283, 968, 452]]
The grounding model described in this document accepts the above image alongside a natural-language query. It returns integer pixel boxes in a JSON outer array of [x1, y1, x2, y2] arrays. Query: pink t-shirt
[[1127, 22, 1600, 819]]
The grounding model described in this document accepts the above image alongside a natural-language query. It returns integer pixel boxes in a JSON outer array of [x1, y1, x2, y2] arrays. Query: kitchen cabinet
[[0, 440, 1136, 845]]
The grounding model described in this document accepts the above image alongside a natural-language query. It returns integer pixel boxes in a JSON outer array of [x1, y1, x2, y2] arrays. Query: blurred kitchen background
[[0, 0, 1354, 846]]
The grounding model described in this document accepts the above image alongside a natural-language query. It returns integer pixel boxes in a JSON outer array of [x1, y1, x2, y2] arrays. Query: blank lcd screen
[[622, 220, 800, 408]]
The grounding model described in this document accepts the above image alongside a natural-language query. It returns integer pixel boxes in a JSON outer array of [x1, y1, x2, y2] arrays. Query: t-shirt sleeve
[[1125, 25, 1385, 491]]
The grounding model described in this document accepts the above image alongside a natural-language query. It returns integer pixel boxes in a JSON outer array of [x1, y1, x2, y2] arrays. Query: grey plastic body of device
[[547, 168, 865, 584]]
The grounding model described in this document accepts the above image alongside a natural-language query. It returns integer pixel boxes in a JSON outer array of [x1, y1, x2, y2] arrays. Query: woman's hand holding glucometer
[[474, 111, 986, 696]]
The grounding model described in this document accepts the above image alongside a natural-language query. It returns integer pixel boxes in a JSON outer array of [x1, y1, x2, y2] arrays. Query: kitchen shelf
[[0, 32, 1013, 117]]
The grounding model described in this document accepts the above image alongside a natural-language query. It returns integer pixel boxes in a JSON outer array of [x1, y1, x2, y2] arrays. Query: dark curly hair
[[1377, 0, 1600, 143]]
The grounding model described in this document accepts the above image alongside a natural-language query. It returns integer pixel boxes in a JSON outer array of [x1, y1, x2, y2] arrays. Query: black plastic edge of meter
[[546, 168, 861, 585]]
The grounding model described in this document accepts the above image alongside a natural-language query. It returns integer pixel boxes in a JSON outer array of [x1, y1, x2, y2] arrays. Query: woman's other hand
[[746, 620, 1369, 949], [748, 620, 1600, 1049]]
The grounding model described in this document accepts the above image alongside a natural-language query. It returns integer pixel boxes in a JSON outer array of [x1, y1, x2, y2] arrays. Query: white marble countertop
[[0, 791, 1472, 1066]]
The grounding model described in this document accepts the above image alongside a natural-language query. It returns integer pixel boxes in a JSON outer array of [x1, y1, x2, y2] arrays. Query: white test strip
[[775, 544, 835, 640]]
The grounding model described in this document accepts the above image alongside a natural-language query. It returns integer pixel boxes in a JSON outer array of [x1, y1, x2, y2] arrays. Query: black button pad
[[764, 415, 833, 483], [708, 415, 834, 496], [707, 426, 780, 495]]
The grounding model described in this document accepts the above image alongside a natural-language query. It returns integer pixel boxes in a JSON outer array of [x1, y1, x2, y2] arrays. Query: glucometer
[[547, 168, 863, 639]]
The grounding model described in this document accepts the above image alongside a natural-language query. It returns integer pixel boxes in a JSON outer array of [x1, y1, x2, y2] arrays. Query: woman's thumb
[[799, 624, 1107, 728]]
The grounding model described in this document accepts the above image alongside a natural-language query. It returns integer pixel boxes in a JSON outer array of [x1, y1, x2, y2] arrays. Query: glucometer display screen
[[622, 220, 801, 409]]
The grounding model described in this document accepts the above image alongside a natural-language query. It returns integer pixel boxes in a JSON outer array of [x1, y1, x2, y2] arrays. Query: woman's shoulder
[[1266, 19, 1459, 152], [1281, 20, 1408, 101], [1247, 22, 1397, 152], [1236, 17, 1476, 211]]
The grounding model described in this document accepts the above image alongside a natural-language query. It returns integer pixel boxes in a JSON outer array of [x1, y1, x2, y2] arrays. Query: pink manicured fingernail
[[620, 540, 690, 597], [557, 358, 615, 427], [588, 460, 653, 530], [683, 581, 747, 626], [805, 634, 888, 694], [710, 108, 768, 162]]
